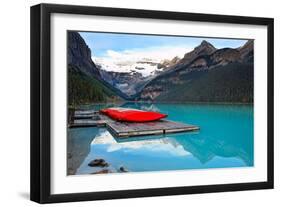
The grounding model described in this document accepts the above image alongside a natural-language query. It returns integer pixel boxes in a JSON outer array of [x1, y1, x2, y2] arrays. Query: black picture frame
[[30, 3, 274, 204]]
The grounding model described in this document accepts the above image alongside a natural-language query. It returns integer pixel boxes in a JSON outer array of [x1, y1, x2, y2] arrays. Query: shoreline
[[71, 101, 253, 108], [122, 101, 254, 105]]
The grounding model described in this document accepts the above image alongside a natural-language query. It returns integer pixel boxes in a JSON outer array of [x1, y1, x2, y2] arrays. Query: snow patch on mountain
[[94, 58, 162, 77], [92, 46, 192, 77]]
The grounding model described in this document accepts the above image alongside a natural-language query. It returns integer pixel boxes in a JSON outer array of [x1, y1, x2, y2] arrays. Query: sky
[[79, 31, 248, 64]]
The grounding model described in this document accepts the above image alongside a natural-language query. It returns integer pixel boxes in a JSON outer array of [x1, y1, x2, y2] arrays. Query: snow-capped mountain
[[94, 57, 165, 77], [94, 56, 183, 96]]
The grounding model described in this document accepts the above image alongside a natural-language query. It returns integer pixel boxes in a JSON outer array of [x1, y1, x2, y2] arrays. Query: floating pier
[[74, 109, 99, 115], [70, 119, 107, 127], [69, 110, 199, 137], [69, 111, 112, 127], [73, 110, 99, 119], [107, 120, 199, 137]]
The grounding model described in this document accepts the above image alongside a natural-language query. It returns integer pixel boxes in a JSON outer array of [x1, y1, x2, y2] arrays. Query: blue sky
[[79, 31, 248, 58]]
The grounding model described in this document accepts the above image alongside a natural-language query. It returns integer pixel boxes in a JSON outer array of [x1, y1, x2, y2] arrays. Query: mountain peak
[[239, 40, 254, 51], [197, 40, 216, 50], [193, 40, 216, 55], [200, 40, 210, 45], [181, 40, 216, 64], [238, 40, 254, 63]]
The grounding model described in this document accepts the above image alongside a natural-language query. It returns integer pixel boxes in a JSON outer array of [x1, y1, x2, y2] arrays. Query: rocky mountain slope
[[99, 69, 150, 96], [180, 40, 217, 64], [68, 32, 101, 77], [157, 56, 181, 70], [68, 32, 254, 103], [96, 57, 175, 96], [67, 32, 130, 105], [135, 40, 254, 103]]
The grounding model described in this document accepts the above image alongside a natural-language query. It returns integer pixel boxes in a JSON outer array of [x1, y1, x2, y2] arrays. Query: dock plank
[[106, 119, 199, 137], [74, 110, 98, 116], [69, 119, 107, 128], [73, 114, 100, 119]]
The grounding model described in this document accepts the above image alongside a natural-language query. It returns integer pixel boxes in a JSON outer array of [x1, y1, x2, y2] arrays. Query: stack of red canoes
[[100, 107, 167, 122]]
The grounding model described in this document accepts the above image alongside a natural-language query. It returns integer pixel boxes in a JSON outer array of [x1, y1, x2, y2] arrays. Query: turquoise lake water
[[68, 102, 254, 175]]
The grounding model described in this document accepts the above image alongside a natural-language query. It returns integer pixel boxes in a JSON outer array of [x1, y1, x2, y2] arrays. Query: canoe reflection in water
[[68, 127, 252, 175], [67, 103, 253, 175]]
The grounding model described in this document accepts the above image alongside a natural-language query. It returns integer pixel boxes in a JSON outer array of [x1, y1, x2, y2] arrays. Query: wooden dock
[[74, 109, 99, 115], [69, 110, 199, 137], [107, 120, 199, 137], [69, 119, 107, 127], [69, 111, 113, 128]]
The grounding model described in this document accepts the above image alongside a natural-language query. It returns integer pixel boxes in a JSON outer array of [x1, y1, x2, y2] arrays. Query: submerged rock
[[88, 158, 109, 167], [119, 166, 129, 173]]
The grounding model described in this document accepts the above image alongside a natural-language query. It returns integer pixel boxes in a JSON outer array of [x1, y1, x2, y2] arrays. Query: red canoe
[[100, 107, 167, 122]]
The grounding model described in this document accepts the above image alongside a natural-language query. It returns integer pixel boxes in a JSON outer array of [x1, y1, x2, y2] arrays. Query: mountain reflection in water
[[68, 103, 253, 175]]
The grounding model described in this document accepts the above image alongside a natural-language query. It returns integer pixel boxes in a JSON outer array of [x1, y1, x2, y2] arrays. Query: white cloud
[[104, 45, 192, 61], [92, 45, 193, 77], [91, 130, 190, 156]]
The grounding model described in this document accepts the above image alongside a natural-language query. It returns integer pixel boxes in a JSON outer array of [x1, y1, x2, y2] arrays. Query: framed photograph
[[30, 3, 274, 203]]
